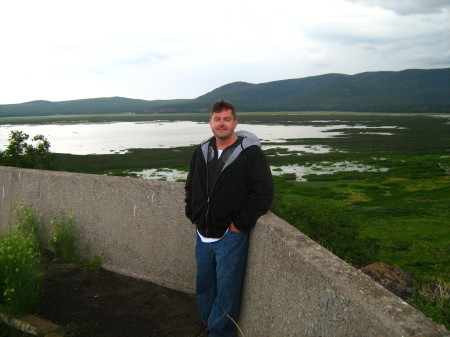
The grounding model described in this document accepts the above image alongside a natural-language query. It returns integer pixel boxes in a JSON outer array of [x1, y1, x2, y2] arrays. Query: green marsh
[[1, 112, 449, 326]]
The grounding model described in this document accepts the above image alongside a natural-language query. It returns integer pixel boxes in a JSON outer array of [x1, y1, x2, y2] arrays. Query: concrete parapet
[[0, 166, 195, 293], [0, 166, 448, 336]]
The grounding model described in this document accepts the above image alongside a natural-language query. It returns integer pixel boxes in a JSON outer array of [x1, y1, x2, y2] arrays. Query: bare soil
[[33, 251, 201, 337]]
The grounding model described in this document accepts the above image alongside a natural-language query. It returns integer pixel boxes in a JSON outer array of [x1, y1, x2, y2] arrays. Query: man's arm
[[184, 149, 197, 222], [233, 146, 274, 231]]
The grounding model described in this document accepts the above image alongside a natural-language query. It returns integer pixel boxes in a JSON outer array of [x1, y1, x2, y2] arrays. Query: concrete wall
[[0, 166, 448, 337]]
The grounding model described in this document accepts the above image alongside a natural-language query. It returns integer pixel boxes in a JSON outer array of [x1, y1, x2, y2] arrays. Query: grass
[[0, 110, 415, 125], [272, 154, 450, 328], [0, 228, 43, 315], [0, 202, 102, 317], [50, 212, 102, 270], [272, 154, 450, 276], [2, 111, 449, 328]]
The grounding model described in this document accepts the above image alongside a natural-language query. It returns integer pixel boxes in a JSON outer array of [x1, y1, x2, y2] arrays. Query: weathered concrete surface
[[241, 213, 449, 336], [0, 166, 448, 337], [0, 166, 196, 293]]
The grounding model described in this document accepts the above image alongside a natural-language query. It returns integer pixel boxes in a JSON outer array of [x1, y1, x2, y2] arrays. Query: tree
[[0, 130, 55, 170]]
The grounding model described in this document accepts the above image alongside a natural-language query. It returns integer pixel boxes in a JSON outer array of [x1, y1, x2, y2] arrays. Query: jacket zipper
[[204, 157, 210, 237], [205, 180, 221, 237], [205, 197, 210, 237], [204, 151, 221, 238], [203, 139, 244, 237]]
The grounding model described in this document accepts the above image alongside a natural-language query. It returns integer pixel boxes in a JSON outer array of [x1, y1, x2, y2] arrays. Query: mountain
[[1, 68, 449, 117], [0, 97, 190, 117], [158, 68, 450, 113]]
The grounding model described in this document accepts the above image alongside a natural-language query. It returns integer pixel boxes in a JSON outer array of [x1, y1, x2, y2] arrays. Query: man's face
[[210, 109, 238, 140]]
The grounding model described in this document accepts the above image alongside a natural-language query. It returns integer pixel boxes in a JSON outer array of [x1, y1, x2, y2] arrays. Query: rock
[[360, 262, 416, 300]]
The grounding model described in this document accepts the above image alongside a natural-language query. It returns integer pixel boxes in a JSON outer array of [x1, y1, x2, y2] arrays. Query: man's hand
[[229, 222, 241, 233]]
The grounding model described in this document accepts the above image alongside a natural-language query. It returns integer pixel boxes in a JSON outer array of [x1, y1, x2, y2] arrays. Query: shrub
[[50, 212, 79, 264], [9, 201, 47, 250], [50, 212, 102, 271], [0, 202, 102, 316], [0, 228, 43, 314], [0, 130, 55, 169]]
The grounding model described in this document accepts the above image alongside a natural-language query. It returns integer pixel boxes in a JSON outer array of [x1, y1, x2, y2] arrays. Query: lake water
[[0, 121, 395, 155], [0, 120, 397, 181], [133, 161, 390, 182]]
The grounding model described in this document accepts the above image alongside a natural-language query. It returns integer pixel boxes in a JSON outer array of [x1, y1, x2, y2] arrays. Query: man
[[185, 99, 274, 337]]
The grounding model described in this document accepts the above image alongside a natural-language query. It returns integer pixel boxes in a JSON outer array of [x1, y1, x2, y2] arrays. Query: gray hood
[[236, 130, 261, 149], [200, 130, 261, 171]]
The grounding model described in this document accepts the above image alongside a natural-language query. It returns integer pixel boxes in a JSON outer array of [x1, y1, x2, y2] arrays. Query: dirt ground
[[33, 251, 202, 337]]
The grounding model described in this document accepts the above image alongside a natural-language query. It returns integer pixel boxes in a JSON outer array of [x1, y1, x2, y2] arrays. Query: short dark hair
[[210, 99, 236, 119]]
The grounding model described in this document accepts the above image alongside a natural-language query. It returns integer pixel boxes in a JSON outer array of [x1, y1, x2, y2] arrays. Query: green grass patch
[[0, 202, 102, 315], [271, 153, 450, 328], [50, 212, 102, 271], [0, 228, 43, 315], [3, 111, 450, 328]]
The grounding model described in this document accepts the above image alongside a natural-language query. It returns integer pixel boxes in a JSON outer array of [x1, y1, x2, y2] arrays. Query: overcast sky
[[1, 0, 449, 104]]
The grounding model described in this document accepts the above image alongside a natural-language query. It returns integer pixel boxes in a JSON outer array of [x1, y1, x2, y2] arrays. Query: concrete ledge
[[0, 166, 448, 337], [242, 213, 449, 336], [0, 306, 64, 337], [0, 166, 196, 293]]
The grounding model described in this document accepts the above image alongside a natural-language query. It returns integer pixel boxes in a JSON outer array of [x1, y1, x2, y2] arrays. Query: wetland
[[1, 111, 449, 328]]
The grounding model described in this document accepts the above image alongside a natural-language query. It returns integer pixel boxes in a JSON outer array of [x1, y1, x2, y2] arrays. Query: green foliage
[[0, 130, 55, 169], [9, 201, 47, 251], [409, 278, 450, 328], [271, 197, 380, 267], [0, 202, 46, 314], [54, 147, 193, 174], [0, 228, 43, 315], [0, 202, 103, 316], [50, 212, 102, 271], [1, 111, 448, 327], [271, 153, 449, 329], [50, 212, 79, 264]]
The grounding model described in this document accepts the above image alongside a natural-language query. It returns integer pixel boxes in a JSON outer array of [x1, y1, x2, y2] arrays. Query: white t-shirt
[[198, 149, 226, 243], [198, 228, 229, 243]]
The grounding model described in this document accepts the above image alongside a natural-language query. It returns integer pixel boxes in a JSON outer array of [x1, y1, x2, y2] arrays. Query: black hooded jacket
[[185, 130, 274, 238]]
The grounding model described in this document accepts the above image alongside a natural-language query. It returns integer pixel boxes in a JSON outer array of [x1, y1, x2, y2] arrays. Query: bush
[[272, 197, 379, 267], [9, 201, 47, 251], [0, 228, 43, 314], [50, 212, 102, 271], [0, 130, 54, 169], [50, 212, 79, 264], [0, 202, 102, 316]]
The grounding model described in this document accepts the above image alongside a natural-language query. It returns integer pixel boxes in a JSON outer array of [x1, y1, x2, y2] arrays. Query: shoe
[[194, 324, 210, 337]]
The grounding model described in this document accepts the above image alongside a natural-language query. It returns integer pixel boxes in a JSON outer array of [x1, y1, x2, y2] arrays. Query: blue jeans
[[195, 230, 249, 337]]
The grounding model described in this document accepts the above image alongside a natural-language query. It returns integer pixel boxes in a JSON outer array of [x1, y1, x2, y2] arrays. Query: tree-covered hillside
[[1, 68, 449, 116], [0, 97, 190, 117], [189, 68, 450, 113]]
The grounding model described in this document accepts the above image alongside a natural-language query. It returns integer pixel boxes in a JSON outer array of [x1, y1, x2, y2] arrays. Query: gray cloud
[[304, 27, 393, 46], [1, 0, 449, 104], [347, 0, 450, 15]]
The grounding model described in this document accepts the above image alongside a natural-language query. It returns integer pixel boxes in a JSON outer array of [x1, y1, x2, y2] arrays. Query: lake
[[0, 120, 397, 155]]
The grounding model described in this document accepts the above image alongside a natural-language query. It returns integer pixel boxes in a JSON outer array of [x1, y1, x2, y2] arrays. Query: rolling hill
[[0, 68, 449, 117]]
